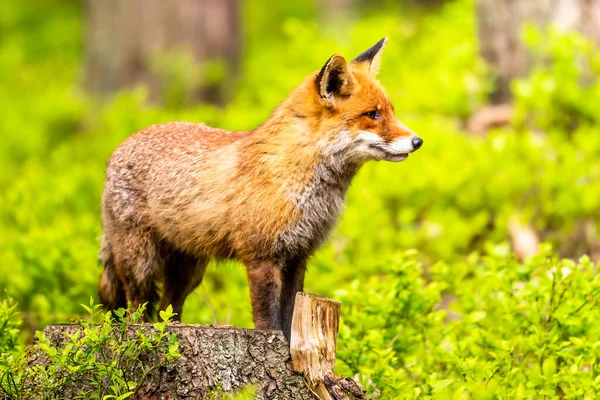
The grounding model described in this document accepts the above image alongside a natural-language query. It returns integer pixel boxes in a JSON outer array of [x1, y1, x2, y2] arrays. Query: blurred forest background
[[2, 0, 600, 397]]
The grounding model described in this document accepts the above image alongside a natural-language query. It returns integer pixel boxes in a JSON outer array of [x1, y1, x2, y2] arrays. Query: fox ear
[[316, 55, 354, 106], [351, 37, 388, 76]]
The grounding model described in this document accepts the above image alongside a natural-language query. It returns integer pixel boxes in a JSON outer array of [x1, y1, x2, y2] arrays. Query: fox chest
[[275, 166, 354, 261]]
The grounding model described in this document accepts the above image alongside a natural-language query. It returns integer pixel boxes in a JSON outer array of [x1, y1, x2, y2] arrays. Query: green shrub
[[0, 296, 22, 367], [0, 300, 180, 400], [337, 248, 600, 398]]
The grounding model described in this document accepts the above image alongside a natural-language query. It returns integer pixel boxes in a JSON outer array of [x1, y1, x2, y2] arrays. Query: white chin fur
[[321, 130, 414, 164], [354, 131, 413, 162]]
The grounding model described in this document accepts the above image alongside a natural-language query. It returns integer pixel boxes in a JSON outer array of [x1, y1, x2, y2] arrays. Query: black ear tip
[[375, 37, 389, 52], [371, 37, 388, 52], [353, 37, 389, 63]]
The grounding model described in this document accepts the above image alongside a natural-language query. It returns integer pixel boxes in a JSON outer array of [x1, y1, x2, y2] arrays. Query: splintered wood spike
[[290, 292, 363, 400]]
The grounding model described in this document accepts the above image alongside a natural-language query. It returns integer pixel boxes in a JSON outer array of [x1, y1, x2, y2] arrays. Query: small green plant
[[0, 295, 22, 374], [207, 385, 258, 400], [0, 299, 180, 400]]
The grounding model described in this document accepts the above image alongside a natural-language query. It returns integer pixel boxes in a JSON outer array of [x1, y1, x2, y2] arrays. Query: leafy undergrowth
[[2, 249, 599, 399], [337, 248, 600, 398], [0, 301, 180, 400]]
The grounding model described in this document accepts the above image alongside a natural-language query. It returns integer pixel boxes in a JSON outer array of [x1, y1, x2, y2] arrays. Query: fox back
[[100, 38, 423, 339]]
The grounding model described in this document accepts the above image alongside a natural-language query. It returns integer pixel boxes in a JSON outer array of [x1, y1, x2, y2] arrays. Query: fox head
[[293, 38, 423, 164]]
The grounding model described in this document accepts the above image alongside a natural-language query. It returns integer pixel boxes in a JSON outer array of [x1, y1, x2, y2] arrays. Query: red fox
[[99, 38, 422, 339]]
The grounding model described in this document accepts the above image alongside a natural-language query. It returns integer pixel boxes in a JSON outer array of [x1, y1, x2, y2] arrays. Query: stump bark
[[26, 293, 364, 399], [34, 325, 312, 399]]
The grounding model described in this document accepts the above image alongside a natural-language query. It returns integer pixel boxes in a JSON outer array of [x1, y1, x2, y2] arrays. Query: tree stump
[[24, 293, 364, 399], [33, 325, 312, 399]]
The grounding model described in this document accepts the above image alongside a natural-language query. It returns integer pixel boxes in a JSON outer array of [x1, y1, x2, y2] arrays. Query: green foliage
[[0, 296, 22, 365], [1, 0, 600, 398], [514, 25, 600, 133], [337, 249, 600, 398], [0, 300, 180, 399]]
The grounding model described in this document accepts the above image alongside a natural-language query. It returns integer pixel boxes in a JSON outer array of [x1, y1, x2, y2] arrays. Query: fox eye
[[363, 110, 381, 121]]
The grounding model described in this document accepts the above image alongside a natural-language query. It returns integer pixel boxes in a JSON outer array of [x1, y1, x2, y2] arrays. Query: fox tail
[[98, 237, 126, 310]]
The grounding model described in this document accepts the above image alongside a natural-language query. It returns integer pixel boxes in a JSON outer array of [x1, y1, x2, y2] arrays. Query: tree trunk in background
[[319, 0, 357, 30], [477, 0, 600, 104], [85, 0, 240, 105]]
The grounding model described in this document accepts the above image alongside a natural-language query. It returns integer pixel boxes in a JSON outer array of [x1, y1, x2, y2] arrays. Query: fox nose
[[412, 137, 423, 150]]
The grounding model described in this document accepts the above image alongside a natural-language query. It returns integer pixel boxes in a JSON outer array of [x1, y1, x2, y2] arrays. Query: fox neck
[[244, 105, 361, 188], [242, 104, 360, 261]]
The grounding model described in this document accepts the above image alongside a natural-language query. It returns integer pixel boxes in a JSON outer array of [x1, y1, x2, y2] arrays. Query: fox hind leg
[[99, 239, 127, 310], [158, 250, 208, 321], [110, 230, 163, 319]]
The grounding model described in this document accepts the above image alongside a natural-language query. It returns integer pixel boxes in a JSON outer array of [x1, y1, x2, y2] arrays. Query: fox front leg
[[246, 260, 283, 331], [281, 258, 307, 341]]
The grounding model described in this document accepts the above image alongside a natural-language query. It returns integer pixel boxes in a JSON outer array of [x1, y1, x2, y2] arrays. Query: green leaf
[[114, 308, 126, 318], [542, 358, 557, 377], [433, 379, 454, 392]]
